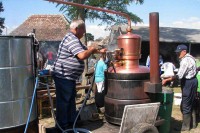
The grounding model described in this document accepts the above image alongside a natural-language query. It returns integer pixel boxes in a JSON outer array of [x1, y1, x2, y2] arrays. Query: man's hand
[[88, 46, 98, 53], [162, 79, 168, 85], [162, 76, 174, 85], [99, 48, 107, 53], [77, 47, 107, 60], [88, 46, 107, 53]]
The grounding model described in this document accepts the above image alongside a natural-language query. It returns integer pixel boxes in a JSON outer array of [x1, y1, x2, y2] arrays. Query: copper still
[[105, 13, 162, 125], [104, 30, 151, 125]]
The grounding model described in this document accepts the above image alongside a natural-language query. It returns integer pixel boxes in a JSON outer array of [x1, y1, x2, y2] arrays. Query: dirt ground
[[170, 87, 200, 133], [39, 88, 200, 133], [171, 105, 200, 133], [39, 106, 200, 133]]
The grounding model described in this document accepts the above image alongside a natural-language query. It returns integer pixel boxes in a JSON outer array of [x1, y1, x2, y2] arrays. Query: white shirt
[[176, 53, 196, 79], [161, 62, 176, 78], [146, 55, 163, 67]]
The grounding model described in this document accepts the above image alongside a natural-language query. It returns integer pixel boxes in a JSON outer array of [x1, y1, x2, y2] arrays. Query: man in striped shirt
[[162, 44, 197, 131], [52, 19, 106, 131]]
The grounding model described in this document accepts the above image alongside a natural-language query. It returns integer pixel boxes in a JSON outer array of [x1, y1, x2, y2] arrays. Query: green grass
[[173, 87, 181, 93]]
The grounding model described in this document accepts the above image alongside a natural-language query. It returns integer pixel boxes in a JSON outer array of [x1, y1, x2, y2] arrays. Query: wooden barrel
[[104, 72, 151, 125]]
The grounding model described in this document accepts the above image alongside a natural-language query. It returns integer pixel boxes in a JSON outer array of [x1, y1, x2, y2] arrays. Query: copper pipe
[[149, 12, 159, 83], [45, 0, 132, 31]]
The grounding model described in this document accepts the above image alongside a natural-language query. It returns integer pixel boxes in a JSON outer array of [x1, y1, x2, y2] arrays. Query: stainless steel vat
[[0, 36, 37, 130]]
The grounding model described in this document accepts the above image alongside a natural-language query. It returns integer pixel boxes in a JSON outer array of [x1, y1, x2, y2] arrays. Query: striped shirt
[[176, 53, 197, 79], [53, 32, 87, 80]]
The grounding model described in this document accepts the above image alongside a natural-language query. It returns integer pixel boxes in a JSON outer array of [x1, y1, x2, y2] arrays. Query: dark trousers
[[181, 78, 198, 114], [196, 92, 200, 116], [95, 90, 105, 108], [53, 76, 76, 129]]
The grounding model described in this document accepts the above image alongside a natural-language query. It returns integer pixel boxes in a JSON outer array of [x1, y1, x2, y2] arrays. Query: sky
[[1, 0, 200, 39]]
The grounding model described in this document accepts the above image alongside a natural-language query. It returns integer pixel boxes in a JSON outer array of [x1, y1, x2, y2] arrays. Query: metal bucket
[[0, 36, 37, 131]]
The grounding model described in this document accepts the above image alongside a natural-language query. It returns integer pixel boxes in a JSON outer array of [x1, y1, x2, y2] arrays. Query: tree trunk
[[77, 0, 89, 101]]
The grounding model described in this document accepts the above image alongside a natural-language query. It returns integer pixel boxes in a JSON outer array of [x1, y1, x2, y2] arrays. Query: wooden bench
[[37, 88, 56, 119], [37, 75, 56, 119]]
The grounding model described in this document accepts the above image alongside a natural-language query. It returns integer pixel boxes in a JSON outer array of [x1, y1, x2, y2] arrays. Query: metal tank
[[104, 31, 151, 125], [0, 36, 37, 132]]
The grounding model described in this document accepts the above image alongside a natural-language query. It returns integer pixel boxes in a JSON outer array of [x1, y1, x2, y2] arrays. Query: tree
[[0, 2, 5, 35], [57, 0, 144, 26], [86, 33, 94, 41]]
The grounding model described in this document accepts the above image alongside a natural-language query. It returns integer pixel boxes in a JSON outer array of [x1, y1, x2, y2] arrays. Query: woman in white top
[[160, 62, 176, 79], [160, 56, 176, 87]]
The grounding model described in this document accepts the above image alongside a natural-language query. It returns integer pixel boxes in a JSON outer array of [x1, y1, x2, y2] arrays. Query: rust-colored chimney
[[150, 12, 160, 83], [144, 12, 162, 93]]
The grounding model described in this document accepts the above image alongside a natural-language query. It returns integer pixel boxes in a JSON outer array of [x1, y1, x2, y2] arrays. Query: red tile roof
[[10, 14, 69, 41]]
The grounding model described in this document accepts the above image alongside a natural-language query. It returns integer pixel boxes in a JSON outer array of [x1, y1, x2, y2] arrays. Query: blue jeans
[[53, 76, 76, 129]]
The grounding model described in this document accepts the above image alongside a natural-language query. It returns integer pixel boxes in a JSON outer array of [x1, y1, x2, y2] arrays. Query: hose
[[24, 58, 104, 133], [24, 77, 39, 133], [42, 74, 95, 133], [23, 76, 92, 133]]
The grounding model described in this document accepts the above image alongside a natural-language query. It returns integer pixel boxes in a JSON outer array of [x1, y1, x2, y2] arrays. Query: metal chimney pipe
[[149, 12, 160, 84]]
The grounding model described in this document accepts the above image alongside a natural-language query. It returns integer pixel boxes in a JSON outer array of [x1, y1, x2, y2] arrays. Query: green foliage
[[0, 2, 5, 35], [56, 0, 144, 25], [86, 33, 94, 41]]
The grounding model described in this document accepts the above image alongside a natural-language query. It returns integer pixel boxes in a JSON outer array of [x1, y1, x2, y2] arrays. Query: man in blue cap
[[162, 44, 198, 131]]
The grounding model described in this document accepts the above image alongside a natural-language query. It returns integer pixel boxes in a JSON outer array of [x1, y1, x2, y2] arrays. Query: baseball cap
[[175, 44, 187, 53]]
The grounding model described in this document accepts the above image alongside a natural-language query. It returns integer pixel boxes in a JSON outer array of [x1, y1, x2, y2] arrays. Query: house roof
[[9, 14, 69, 41], [111, 25, 200, 44]]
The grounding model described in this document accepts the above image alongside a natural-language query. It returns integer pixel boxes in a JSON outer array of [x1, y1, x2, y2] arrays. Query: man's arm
[[162, 76, 176, 85], [77, 47, 106, 60]]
